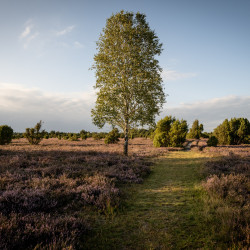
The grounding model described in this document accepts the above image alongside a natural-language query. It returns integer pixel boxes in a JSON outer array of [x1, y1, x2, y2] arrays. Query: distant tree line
[[1, 117, 250, 147]]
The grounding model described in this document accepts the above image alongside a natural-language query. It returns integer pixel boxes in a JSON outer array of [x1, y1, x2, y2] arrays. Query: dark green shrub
[[119, 132, 125, 138], [13, 133, 23, 139], [104, 128, 120, 144], [92, 133, 105, 140], [207, 136, 218, 147], [201, 132, 211, 138], [49, 130, 56, 138], [68, 133, 78, 141], [63, 135, 69, 140], [44, 133, 49, 139], [153, 116, 188, 147], [80, 130, 88, 140], [0, 125, 13, 145], [24, 121, 45, 145], [153, 132, 168, 147]]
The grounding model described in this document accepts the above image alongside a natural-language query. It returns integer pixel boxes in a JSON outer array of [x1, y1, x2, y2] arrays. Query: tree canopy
[[213, 117, 250, 145], [91, 10, 165, 155], [153, 116, 188, 147], [187, 119, 204, 139]]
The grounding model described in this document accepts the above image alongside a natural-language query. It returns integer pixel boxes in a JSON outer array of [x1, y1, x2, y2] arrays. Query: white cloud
[[1, 83, 249, 133], [0, 83, 96, 132], [56, 25, 75, 36], [162, 70, 197, 81], [162, 95, 250, 131]]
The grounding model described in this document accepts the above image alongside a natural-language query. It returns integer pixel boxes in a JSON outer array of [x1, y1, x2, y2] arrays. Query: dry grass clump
[[203, 155, 250, 247], [0, 138, 162, 248]]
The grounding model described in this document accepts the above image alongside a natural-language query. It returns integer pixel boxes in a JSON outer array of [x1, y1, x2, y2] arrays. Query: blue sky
[[0, 0, 249, 132]]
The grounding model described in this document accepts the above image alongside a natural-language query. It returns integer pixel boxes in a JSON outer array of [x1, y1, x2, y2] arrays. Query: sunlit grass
[[83, 151, 215, 249]]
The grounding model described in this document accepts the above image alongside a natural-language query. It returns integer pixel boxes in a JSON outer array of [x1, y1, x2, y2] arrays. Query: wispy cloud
[[56, 25, 75, 36], [162, 70, 197, 81], [19, 20, 39, 49], [162, 95, 250, 131], [20, 25, 32, 38]]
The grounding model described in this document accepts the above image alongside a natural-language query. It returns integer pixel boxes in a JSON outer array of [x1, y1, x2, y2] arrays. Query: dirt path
[[85, 151, 213, 249]]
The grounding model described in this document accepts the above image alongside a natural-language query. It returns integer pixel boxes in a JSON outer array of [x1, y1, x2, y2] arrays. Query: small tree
[[187, 119, 204, 139], [91, 10, 165, 155], [24, 121, 45, 145], [0, 125, 13, 145]]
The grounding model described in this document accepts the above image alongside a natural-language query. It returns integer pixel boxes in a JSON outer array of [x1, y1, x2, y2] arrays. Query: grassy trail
[[85, 151, 213, 249]]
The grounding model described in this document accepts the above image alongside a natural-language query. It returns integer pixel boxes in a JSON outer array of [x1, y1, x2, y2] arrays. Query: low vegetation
[[0, 138, 165, 249], [202, 154, 250, 248], [24, 121, 45, 145], [1, 117, 250, 248]]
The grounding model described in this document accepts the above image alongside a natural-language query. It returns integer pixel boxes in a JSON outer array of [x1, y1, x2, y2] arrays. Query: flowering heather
[[203, 154, 250, 177], [0, 138, 165, 248], [203, 144, 250, 157], [0, 213, 88, 249], [203, 154, 250, 247]]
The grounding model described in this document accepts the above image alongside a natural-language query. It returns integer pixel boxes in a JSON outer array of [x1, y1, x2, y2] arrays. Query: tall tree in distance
[[187, 119, 204, 139], [91, 11, 165, 155]]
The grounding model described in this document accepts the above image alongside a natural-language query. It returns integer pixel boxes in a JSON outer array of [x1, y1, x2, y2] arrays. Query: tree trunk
[[123, 128, 129, 156]]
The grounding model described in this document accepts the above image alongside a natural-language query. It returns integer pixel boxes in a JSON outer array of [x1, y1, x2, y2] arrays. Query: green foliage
[[91, 10, 165, 155], [153, 116, 188, 147], [12, 133, 23, 139], [119, 132, 125, 138], [187, 120, 204, 139], [44, 133, 49, 139], [201, 132, 212, 138], [153, 132, 168, 147], [24, 121, 45, 145], [207, 136, 218, 147], [80, 130, 88, 140], [213, 118, 250, 145], [68, 133, 79, 141], [49, 130, 56, 138], [92, 133, 106, 140], [169, 119, 189, 147], [104, 128, 120, 144], [128, 128, 152, 139], [0, 125, 13, 145]]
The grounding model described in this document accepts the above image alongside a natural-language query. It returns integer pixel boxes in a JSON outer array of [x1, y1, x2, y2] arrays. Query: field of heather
[[0, 138, 249, 249], [0, 138, 169, 249]]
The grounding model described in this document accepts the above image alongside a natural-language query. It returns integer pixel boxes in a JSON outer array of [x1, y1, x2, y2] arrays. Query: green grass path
[[85, 151, 213, 249]]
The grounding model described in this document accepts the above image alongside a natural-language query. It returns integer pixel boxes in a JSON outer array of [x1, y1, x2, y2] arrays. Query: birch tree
[[91, 11, 165, 155]]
